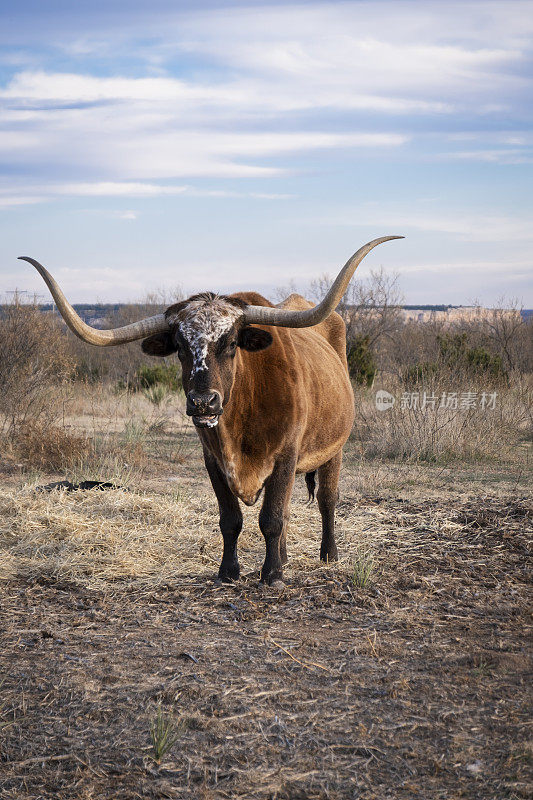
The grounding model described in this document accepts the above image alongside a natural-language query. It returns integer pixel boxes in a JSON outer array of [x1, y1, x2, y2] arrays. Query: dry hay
[[0, 483, 532, 799], [1, 483, 531, 590]]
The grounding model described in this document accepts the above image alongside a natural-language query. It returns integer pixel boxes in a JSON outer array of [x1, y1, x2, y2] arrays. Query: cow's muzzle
[[186, 390, 223, 428]]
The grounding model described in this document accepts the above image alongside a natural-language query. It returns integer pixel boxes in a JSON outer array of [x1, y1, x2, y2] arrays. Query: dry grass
[[0, 478, 382, 588], [5, 470, 529, 591], [353, 373, 532, 462], [9, 421, 91, 472]]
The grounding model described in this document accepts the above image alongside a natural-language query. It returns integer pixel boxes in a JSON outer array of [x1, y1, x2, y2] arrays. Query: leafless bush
[[385, 306, 532, 381], [0, 298, 73, 437], [353, 371, 532, 462], [10, 421, 91, 471], [277, 274, 532, 382]]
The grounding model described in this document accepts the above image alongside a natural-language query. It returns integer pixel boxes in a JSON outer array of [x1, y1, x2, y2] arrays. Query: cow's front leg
[[258, 454, 296, 585], [203, 449, 242, 582]]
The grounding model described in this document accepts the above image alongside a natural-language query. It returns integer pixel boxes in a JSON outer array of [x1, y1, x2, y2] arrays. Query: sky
[[0, 0, 532, 306]]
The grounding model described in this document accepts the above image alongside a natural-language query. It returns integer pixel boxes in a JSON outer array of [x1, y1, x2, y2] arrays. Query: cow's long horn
[[18, 257, 169, 346], [242, 236, 404, 327]]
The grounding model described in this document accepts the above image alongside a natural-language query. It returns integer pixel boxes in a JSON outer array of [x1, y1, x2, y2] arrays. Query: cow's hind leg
[[203, 449, 242, 582], [259, 454, 296, 585], [317, 450, 342, 562]]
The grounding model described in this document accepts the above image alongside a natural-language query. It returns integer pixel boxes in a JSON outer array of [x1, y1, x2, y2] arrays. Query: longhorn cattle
[[20, 236, 402, 585]]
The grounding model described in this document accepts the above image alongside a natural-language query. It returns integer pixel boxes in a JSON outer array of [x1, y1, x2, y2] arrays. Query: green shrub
[[137, 364, 181, 391], [73, 361, 103, 383], [116, 363, 182, 394], [404, 333, 506, 385], [347, 335, 376, 386], [403, 362, 439, 384]]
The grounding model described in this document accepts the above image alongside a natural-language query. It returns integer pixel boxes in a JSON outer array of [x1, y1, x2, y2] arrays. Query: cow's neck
[[197, 353, 273, 505]]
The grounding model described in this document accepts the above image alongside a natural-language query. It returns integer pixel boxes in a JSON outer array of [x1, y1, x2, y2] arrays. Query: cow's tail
[[305, 471, 316, 502]]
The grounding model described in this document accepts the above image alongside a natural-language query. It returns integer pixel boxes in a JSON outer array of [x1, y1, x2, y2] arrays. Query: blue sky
[[0, 0, 532, 305]]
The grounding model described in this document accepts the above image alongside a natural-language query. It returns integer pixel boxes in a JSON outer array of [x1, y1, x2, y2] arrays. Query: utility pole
[[5, 289, 28, 306]]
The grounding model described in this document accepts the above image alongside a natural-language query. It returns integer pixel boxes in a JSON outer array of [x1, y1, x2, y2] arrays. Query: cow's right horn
[[18, 257, 170, 346], [242, 236, 404, 328]]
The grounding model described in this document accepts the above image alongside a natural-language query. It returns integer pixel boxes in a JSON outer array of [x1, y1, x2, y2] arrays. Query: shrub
[[347, 335, 376, 386], [352, 374, 531, 463], [117, 363, 182, 394], [0, 301, 74, 438], [11, 421, 90, 471], [403, 333, 506, 385], [137, 364, 181, 391], [72, 361, 103, 383]]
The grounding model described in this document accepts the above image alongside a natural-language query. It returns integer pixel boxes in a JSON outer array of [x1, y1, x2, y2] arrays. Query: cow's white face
[[141, 293, 273, 429], [167, 298, 243, 377]]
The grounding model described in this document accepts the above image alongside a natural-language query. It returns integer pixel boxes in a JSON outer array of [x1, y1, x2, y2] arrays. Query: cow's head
[[141, 293, 272, 427]]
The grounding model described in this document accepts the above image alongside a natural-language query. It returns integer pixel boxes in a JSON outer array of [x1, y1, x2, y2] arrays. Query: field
[[0, 387, 531, 800]]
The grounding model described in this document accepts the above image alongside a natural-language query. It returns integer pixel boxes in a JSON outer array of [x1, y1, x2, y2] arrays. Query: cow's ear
[[238, 327, 273, 352], [141, 333, 177, 357]]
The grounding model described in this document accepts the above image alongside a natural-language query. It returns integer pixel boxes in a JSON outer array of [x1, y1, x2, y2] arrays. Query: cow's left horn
[[18, 257, 169, 346], [242, 236, 404, 328]]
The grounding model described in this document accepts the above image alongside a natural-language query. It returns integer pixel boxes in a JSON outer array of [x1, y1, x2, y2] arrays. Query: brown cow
[[20, 236, 402, 585]]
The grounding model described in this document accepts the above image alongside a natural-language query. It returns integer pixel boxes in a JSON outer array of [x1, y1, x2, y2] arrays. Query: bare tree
[[309, 267, 404, 348], [481, 298, 529, 372]]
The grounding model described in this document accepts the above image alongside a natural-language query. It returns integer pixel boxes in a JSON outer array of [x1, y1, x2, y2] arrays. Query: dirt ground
[[0, 397, 532, 799]]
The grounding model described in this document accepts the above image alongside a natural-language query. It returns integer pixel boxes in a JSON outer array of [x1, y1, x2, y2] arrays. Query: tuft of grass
[[351, 549, 376, 589], [149, 703, 185, 763], [67, 451, 140, 488], [122, 419, 147, 446], [143, 384, 170, 407], [471, 656, 493, 678]]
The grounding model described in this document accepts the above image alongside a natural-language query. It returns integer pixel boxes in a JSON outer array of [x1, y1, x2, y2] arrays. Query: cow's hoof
[[217, 563, 240, 583], [260, 570, 285, 589]]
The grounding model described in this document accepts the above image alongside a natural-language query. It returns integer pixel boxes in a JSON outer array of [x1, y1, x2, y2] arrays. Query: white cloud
[[0, 69, 452, 115], [444, 149, 533, 165], [174, 2, 531, 106], [57, 182, 188, 197], [321, 208, 533, 243], [0, 89, 409, 182], [0, 194, 47, 207], [394, 259, 533, 276], [0, 180, 297, 207], [0, 2, 530, 192]]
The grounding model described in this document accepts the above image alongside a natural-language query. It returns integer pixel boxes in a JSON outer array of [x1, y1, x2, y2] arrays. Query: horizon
[[0, 1, 532, 305], [3, 299, 530, 314]]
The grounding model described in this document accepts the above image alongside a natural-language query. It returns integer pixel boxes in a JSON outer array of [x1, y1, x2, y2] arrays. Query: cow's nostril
[[186, 391, 221, 415]]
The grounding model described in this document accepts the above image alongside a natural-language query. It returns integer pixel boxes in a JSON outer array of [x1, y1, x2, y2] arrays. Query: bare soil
[[0, 405, 532, 799]]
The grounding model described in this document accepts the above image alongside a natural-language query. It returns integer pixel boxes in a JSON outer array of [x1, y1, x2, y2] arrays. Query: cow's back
[[276, 293, 349, 372]]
